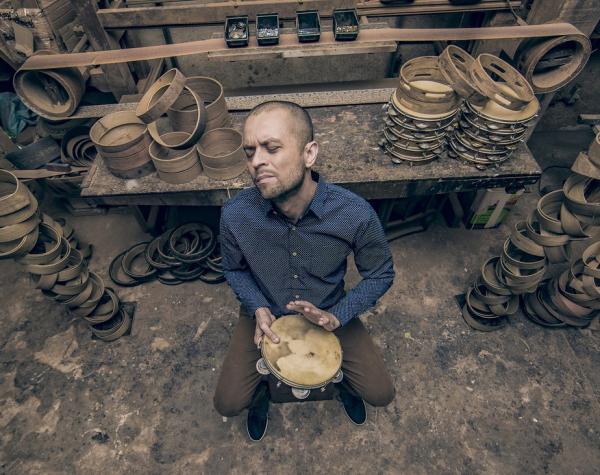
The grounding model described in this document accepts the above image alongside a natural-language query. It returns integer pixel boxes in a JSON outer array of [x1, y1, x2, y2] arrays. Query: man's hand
[[254, 307, 280, 347], [286, 300, 341, 331]]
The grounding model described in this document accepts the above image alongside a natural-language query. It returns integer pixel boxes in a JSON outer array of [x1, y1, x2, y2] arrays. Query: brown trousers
[[213, 311, 395, 417]]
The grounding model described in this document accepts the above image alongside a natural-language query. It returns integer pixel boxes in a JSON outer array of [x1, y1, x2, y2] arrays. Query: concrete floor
[[1, 184, 599, 474], [2, 51, 600, 474]]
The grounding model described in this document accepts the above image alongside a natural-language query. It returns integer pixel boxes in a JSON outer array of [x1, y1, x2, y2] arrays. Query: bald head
[[246, 101, 313, 151]]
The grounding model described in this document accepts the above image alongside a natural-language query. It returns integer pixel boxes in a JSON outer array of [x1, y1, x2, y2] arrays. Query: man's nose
[[250, 149, 268, 170]]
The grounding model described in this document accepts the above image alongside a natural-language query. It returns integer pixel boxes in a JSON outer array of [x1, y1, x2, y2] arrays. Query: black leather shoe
[[337, 384, 367, 425], [247, 384, 269, 441]]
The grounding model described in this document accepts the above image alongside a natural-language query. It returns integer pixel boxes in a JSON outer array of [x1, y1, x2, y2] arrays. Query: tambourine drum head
[[262, 316, 342, 388]]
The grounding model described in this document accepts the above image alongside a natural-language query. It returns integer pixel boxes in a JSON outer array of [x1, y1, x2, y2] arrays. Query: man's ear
[[303, 141, 318, 168]]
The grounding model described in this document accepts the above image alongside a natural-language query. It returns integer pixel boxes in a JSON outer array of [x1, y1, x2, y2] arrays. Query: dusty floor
[[2, 51, 600, 473], [1, 183, 599, 474]]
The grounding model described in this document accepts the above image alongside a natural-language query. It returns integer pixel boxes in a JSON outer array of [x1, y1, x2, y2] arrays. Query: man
[[214, 101, 395, 441]]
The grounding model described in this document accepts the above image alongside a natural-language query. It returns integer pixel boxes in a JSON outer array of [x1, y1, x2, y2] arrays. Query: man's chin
[[257, 183, 282, 200]]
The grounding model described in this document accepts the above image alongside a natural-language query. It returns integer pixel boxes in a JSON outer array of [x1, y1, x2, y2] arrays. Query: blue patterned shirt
[[219, 172, 395, 326]]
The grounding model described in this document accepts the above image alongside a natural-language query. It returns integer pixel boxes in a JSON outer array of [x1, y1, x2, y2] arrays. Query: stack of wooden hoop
[[90, 111, 154, 179], [90, 69, 242, 184], [381, 35, 593, 169], [442, 48, 540, 168], [463, 133, 600, 331], [0, 170, 130, 341], [381, 56, 460, 165]]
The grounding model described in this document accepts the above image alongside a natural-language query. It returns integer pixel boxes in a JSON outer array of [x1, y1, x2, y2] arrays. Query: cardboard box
[[465, 187, 524, 229]]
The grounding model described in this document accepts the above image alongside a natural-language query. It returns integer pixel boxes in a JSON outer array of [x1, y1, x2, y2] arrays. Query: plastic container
[[225, 16, 249, 47], [333, 9, 359, 41], [256, 13, 279, 46], [296, 10, 320, 43]]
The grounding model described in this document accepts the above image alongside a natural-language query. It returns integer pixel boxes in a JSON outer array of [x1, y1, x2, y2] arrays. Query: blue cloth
[[219, 172, 395, 326], [0, 92, 37, 137]]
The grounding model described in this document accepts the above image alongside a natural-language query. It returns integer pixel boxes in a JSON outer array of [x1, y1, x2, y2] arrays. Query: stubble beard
[[260, 164, 306, 201]]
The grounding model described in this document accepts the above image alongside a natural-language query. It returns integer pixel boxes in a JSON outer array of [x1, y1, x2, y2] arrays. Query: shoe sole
[[247, 415, 269, 442]]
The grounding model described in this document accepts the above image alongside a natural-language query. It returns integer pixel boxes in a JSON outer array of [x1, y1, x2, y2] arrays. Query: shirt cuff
[[327, 300, 354, 327]]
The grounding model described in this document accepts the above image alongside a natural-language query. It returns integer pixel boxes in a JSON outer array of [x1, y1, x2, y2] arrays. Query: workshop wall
[[128, 12, 465, 89]]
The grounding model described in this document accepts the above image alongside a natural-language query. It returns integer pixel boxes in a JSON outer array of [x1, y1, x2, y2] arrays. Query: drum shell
[[469, 53, 535, 111], [150, 132, 201, 173], [515, 34, 592, 94], [438, 45, 486, 104], [150, 131, 203, 184], [90, 111, 149, 154], [394, 86, 460, 116], [91, 111, 154, 177], [197, 128, 246, 180], [398, 56, 457, 104], [168, 76, 231, 132]]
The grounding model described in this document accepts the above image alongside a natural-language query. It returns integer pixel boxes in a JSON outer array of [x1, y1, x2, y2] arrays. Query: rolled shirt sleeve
[[327, 205, 395, 326], [220, 211, 271, 317]]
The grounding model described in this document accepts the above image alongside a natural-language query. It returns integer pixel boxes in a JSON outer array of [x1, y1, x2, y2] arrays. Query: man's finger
[[254, 325, 264, 347], [260, 323, 280, 343], [292, 300, 317, 310], [287, 301, 320, 317]]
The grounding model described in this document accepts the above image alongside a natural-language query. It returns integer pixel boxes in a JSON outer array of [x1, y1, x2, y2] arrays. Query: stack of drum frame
[[381, 46, 542, 169], [90, 69, 240, 184], [463, 133, 600, 331], [381, 56, 460, 165], [109, 222, 225, 286], [440, 47, 539, 169], [0, 170, 130, 341]]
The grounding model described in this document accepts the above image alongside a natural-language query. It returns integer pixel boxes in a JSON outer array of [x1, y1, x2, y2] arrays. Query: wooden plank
[[12, 22, 34, 57], [0, 36, 21, 70], [101, 0, 520, 28], [69, 0, 136, 99], [21, 23, 582, 70], [101, 0, 355, 28]]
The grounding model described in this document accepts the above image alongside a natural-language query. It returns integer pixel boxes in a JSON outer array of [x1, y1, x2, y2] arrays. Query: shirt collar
[[261, 170, 327, 220]]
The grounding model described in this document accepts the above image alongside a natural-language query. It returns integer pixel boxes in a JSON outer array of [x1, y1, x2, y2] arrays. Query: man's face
[[243, 109, 307, 200]]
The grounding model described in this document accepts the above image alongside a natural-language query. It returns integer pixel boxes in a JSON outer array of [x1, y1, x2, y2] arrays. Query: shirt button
[[295, 295, 300, 299], [293, 274, 298, 279], [291, 226, 296, 231], [292, 252, 297, 256]]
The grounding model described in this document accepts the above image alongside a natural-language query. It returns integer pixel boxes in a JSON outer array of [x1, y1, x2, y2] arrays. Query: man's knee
[[364, 380, 395, 407], [213, 391, 249, 417]]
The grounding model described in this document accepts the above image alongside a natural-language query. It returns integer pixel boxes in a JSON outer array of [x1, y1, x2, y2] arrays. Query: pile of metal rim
[[442, 48, 539, 169], [380, 56, 460, 165]]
